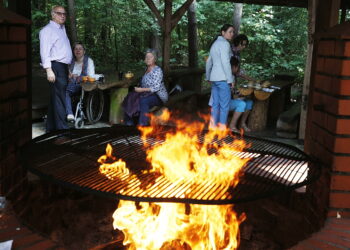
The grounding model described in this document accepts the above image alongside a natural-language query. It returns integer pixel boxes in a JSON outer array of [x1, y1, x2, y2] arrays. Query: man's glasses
[[54, 11, 67, 17]]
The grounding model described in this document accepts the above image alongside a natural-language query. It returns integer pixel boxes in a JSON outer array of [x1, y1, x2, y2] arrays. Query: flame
[[98, 143, 129, 180], [113, 201, 245, 250], [99, 112, 250, 249]]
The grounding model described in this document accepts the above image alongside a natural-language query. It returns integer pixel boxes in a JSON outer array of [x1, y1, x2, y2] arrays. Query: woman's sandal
[[241, 125, 251, 132], [230, 127, 240, 133]]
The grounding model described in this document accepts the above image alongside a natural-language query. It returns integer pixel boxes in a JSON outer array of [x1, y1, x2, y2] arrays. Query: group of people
[[206, 24, 255, 132], [39, 5, 96, 132], [40, 6, 252, 132], [40, 5, 168, 132]]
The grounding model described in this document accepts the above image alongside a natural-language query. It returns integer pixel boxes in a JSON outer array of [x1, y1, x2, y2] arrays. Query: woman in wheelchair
[[65, 42, 95, 122]]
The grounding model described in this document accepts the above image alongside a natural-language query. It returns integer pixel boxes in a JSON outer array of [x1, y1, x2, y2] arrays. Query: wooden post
[[7, 0, 30, 18], [143, 0, 194, 83], [298, 0, 316, 140]]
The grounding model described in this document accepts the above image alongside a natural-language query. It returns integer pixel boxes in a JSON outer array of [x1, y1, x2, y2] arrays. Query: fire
[[113, 201, 245, 250], [98, 143, 129, 180], [99, 112, 250, 249]]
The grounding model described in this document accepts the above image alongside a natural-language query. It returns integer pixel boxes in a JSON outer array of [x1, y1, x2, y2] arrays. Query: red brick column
[[306, 34, 350, 218], [0, 9, 31, 200]]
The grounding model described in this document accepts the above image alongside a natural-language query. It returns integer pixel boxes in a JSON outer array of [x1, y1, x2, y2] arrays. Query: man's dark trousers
[[46, 61, 69, 132]]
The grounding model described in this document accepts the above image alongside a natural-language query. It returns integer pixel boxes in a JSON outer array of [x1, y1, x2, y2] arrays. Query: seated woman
[[65, 42, 95, 122], [231, 34, 256, 82], [123, 49, 168, 126], [228, 56, 253, 132]]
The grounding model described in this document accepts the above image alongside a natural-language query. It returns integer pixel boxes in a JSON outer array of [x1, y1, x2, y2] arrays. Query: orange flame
[[113, 201, 245, 250], [99, 112, 250, 249], [98, 143, 129, 179]]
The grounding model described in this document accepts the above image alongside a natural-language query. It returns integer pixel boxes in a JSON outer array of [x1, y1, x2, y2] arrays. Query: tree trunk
[[162, 0, 172, 84], [84, 8, 93, 51], [113, 26, 119, 71], [187, 0, 198, 68], [248, 99, 270, 131], [232, 3, 243, 37], [340, 1, 347, 23], [151, 30, 162, 57], [67, 0, 77, 44], [151, 0, 162, 57]]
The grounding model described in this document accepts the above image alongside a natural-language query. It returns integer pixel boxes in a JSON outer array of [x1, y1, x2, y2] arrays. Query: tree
[[150, 0, 162, 58], [187, 0, 198, 67], [233, 3, 243, 37], [67, 0, 77, 44]]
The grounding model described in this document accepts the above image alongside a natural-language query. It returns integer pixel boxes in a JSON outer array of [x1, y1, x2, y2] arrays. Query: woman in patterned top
[[124, 49, 168, 126]]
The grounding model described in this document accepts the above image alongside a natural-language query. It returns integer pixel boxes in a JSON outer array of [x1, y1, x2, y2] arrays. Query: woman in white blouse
[[65, 42, 95, 122]]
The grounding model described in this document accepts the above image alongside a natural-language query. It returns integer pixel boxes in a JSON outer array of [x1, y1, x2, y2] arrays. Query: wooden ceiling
[[214, 0, 350, 10], [213, 0, 308, 8]]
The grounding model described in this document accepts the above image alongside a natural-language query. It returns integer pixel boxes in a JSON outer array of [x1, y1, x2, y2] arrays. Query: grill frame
[[21, 126, 321, 205]]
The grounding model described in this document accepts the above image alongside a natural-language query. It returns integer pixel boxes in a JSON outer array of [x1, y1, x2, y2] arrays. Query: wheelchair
[[73, 80, 105, 129]]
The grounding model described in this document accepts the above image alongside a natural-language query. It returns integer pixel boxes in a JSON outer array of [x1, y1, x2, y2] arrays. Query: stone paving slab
[[290, 218, 350, 249], [0, 203, 64, 250]]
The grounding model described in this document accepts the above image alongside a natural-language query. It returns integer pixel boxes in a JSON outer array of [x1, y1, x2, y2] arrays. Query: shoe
[[67, 114, 75, 122], [230, 127, 240, 133], [241, 125, 251, 132]]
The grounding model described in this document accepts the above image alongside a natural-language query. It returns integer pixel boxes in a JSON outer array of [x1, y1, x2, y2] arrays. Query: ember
[[99, 112, 249, 249]]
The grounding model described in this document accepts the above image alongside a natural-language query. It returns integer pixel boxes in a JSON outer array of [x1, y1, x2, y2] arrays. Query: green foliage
[[238, 5, 308, 83], [31, 0, 308, 83]]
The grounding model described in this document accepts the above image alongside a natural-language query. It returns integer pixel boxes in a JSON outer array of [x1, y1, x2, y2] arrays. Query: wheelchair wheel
[[75, 117, 84, 129], [86, 89, 104, 124]]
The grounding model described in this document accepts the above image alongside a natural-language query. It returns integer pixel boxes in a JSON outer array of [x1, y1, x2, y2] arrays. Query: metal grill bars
[[23, 126, 318, 205]]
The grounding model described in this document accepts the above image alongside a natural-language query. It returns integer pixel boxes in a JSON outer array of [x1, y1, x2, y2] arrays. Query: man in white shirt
[[39, 5, 72, 132]]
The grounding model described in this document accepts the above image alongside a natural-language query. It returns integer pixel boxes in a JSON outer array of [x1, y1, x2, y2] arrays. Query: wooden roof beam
[[171, 0, 195, 30], [213, 0, 308, 8], [143, 0, 164, 29]]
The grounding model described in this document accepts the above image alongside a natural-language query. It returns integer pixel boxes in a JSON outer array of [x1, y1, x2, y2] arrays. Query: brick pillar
[[0, 8, 31, 200], [306, 23, 350, 218]]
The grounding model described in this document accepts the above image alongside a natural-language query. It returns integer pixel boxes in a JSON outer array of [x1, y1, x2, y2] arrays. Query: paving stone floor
[[0, 201, 65, 250]]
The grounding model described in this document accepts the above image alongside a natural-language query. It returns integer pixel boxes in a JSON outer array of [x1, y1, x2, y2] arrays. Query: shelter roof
[[213, 0, 307, 8], [0, 6, 31, 24]]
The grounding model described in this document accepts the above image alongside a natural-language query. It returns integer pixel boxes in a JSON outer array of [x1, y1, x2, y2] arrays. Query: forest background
[[30, 0, 308, 85]]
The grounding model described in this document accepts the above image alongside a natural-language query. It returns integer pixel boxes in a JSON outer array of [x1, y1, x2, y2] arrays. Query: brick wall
[[0, 8, 31, 200], [306, 23, 350, 218]]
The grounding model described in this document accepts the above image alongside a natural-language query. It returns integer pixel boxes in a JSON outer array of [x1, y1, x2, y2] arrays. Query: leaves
[[31, 0, 308, 83]]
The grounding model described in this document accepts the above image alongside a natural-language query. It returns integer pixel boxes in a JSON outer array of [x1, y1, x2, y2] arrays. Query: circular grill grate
[[21, 126, 320, 205]]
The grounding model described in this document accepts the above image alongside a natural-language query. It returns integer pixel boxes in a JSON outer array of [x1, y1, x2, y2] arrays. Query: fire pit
[[22, 126, 318, 205], [21, 124, 320, 249]]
